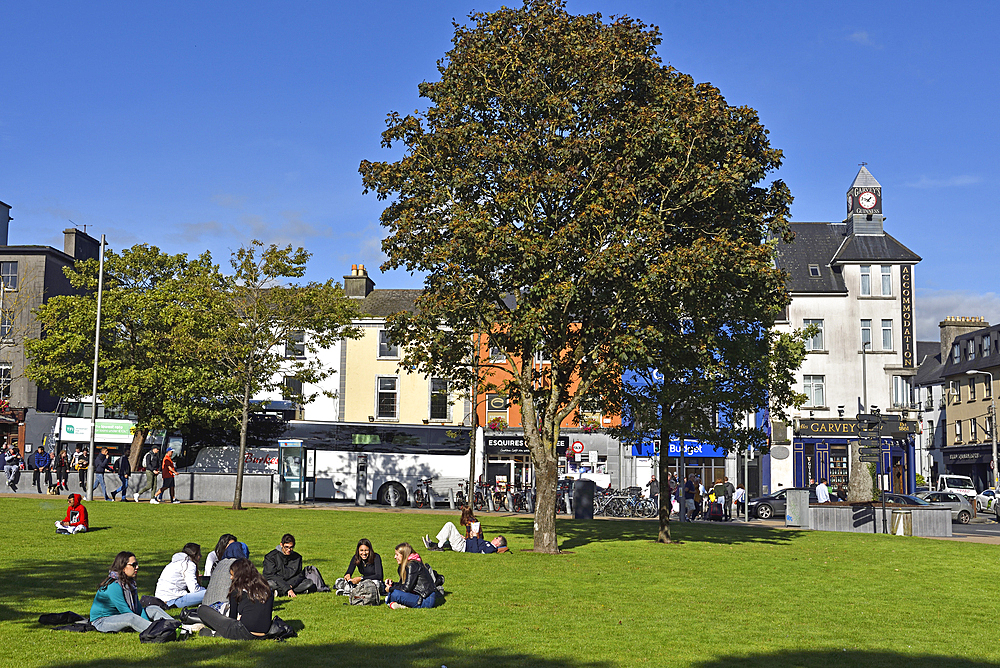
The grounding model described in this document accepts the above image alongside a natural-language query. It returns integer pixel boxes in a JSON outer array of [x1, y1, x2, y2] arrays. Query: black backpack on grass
[[139, 618, 182, 643], [424, 563, 445, 597]]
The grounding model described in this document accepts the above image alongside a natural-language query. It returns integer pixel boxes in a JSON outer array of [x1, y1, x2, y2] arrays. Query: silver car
[[917, 491, 974, 524]]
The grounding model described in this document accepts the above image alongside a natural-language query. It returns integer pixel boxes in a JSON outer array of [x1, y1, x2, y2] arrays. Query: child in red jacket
[[56, 494, 89, 534]]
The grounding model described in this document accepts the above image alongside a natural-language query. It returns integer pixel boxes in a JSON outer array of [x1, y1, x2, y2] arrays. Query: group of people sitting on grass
[[87, 505, 509, 639]]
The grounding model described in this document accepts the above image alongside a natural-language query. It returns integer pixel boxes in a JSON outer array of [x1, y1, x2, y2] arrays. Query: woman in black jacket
[[385, 542, 441, 609], [344, 538, 384, 587], [197, 558, 274, 639]]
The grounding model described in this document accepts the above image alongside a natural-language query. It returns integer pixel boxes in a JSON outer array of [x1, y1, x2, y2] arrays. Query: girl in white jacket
[[155, 543, 206, 608]]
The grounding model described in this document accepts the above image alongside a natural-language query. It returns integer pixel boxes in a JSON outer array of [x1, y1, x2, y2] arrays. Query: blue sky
[[3, 1, 997, 340]]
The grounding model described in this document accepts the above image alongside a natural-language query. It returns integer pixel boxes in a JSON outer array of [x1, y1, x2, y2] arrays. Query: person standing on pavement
[[72, 445, 88, 490], [92, 448, 111, 500], [723, 477, 736, 521], [816, 478, 831, 504], [134, 445, 161, 502], [152, 448, 178, 504], [683, 474, 697, 521], [734, 484, 746, 516], [646, 475, 660, 508], [30, 445, 52, 494], [111, 447, 131, 501]]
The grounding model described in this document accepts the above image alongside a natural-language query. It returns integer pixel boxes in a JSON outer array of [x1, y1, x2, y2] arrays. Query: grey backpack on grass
[[349, 579, 380, 606]]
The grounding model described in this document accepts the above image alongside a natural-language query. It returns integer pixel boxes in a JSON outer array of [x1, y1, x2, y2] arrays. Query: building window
[[952, 344, 960, 363], [378, 330, 400, 359], [860, 265, 871, 296], [987, 377, 993, 399], [803, 375, 825, 407], [967, 339, 976, 361], [985, 334, 993, 356], [969, 377, 977, 400], [808, 264, 821, 277], [880, 265, 892, 296], [0, 262, 17, 291], [282, 376, 302, 398], [0, 310, 11, 340], [955, 420, 963, 442], [970, 418, 978, 442], [0, 364, 9, 399], [881, 320, 893, 350], [489, 345, 505, 361], [892, 376, 911, 408], [927, 420, 934, 444], [949, 380, 961, 402], [429, 378, 450, 421], [285, 331, 305, 359], [804, 319, 824, 351], [376, 376, 398, 419], [861, 320, 872, 350]]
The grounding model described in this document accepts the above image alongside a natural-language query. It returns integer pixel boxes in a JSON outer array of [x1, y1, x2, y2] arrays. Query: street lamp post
[[966, 369, 997, 488]]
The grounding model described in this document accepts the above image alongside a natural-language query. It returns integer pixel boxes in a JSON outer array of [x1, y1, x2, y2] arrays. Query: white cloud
[[916, 289, 1000, 341], [905, 175, 982, 189], [846, 31, 879, 47]]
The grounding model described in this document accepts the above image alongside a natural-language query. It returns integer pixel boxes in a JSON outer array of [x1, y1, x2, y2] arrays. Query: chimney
[[940, 316, 989, 364], [63, 228, 101, 262], [0, 201, 10, 246], [343, 263, 375, 299]]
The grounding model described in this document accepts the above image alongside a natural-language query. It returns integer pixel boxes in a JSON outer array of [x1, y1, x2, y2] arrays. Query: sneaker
[[181, 623, 205, 633], [388, 602, 404, 610], [198, 628, 216, 637], [150, 498, 160, 504], [172, 500, 180, 504], [422, 534, 432, 549], [133, 492, 140, 502], [56, 528, 70, 534]]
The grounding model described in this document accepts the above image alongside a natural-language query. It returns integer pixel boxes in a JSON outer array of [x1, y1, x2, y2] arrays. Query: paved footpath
[[8, 491, 999, 545]]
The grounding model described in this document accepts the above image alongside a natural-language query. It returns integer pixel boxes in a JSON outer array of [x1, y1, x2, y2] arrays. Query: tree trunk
[[847, 441, 873, 503], [127, 428, 147, 472], [532, 454, 559, 553], [657, 426, 672, 543], [232, 381, 251, 510]]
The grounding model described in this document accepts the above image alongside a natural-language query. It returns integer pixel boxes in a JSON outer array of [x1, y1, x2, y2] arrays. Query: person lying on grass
[[90, 551, 173, 633], [384, 542, 442, 609], [197, 558, 274, 639], [55, 494, 88, 534], [422, 522, 507, 554]]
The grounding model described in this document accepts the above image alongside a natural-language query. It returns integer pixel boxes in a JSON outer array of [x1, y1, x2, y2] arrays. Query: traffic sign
[[858, 430, 880, 439], [858, 439, 880, 448], [857, 413, 882, 424], [859, 447, 881, 456], [859, 456, 881, 463]]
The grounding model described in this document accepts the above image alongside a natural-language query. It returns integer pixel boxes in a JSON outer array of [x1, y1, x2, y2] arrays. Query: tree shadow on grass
[[37, 633, 612, 668], [497, 517, 804, 551], [695, 650, 1000, 668]]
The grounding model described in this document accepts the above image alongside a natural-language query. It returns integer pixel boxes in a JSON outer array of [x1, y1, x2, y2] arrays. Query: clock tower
[[846, 165, 883, 235]]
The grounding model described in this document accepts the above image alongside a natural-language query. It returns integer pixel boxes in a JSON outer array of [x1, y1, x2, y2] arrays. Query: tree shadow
[[695, 650, 1000, 668], [495, 517, 804, 550], [36, 633, 611, 668]]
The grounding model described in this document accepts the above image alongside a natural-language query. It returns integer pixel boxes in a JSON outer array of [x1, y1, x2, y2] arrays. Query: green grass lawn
[[2, 496, 998, 668]]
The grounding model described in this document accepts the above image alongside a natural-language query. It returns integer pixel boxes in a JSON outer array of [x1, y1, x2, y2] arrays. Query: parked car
[[936, 475, 977, 500], [882, 493, 933, 506], [917, 491, 974, 524], [747, 487, 818, 520], [975, 488, 997, 513]]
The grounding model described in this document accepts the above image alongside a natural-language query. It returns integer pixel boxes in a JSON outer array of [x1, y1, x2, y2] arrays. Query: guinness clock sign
[[848, 187, 881, 216]]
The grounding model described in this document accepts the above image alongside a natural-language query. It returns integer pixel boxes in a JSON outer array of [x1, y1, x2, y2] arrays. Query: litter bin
[[573, 479, 596, 520], [890, 509, 912, 536], [785, 489, 811, 528]]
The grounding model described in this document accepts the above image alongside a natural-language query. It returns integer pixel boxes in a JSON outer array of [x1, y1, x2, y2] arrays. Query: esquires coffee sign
[[485, 435, 569, 456], [797, 419, 919, 436]]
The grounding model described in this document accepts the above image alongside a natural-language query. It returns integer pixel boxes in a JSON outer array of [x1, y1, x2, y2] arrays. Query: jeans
[[197, 604, 259, 640], [92, 605, 172, 633], [165, 590, 206, 608], [387, 589, 439, 608], [435, 522, 467, 552], [93, 473, 108, 499], [112, 474, 129, 498], [33, 468, 53, 493]]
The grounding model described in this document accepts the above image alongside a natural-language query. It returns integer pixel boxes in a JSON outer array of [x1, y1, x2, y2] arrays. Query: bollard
[[449, 488, 456, 510], [487, 488, 496, 512], [428, 488, 436, 510], [507, 491, 515, 513], [410, 489, 417, 507], [564, 492, 572, 516]]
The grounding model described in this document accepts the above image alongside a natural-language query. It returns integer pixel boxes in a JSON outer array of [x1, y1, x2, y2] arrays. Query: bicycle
[[473, 483, 489, 512], [413, 478, 435, 508]]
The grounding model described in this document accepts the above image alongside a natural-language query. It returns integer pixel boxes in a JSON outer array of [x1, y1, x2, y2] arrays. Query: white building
[[769, 167, 921, 494]]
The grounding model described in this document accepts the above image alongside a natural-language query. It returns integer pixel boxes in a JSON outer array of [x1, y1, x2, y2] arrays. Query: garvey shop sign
[[485, 434, 569, 456], [797, 418, 918, 436]]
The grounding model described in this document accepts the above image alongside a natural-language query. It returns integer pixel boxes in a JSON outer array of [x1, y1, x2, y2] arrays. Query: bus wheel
[[379, 482, 407, 506]]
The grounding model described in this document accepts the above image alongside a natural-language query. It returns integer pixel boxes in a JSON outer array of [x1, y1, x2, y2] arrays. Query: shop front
[[793, 417, 918, 495], [630, 438, 729, 489], [483, 434, 569, 489], [942, 445, 992, 492]]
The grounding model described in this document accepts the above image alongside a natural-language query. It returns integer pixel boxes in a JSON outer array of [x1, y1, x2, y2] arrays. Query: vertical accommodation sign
[[900, 265, 914, 367]]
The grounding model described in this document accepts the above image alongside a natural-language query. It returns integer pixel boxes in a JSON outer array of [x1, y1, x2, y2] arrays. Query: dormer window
[[952, 344, 960, 363], [808, 264, 821, 277], [968, 339, 976, 361]]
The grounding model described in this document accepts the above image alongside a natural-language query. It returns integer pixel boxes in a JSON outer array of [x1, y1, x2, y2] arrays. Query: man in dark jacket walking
[[262, 534, 318, 597], [111, 447, 131, 501], [134, 445, 161, 502], [92, 448, 111, 501], [30, 445, 52, 494]]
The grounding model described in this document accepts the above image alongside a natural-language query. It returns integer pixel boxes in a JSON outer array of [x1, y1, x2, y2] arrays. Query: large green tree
[[26, 245, 225, 472], [206, 241, 362, 510], [360, 0, 793, 553]]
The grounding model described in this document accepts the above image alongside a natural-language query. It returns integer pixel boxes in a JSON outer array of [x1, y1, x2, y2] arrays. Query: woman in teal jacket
[[90, 551, 173, 633]]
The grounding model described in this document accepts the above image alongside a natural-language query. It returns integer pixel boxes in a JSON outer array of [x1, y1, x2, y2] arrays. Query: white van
[[936, 475, 977, 499]]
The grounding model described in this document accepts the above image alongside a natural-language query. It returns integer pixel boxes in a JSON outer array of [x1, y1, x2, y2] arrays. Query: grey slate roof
[[849, 166, 882, 190], [914, 341, 944, 387], [774, 223, 847, 293], [832, 233, 921, 264], [359, 289, 421, 318]]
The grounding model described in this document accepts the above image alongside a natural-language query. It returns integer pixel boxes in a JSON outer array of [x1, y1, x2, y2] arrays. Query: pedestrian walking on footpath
[[152, 448, 177, 504], [134, 445, 161, 502], [92, 448, 111, 500], [111, 447, 131, 501]]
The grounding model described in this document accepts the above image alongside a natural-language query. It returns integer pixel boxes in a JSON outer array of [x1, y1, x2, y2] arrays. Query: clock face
[[858, 191, 877, 210]]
